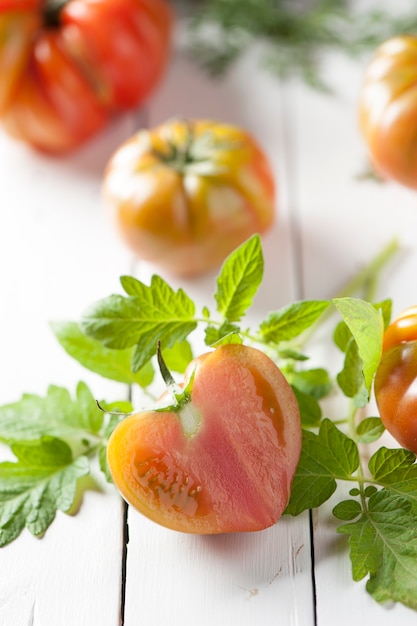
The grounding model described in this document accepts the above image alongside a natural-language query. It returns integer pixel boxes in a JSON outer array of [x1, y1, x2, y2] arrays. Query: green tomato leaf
[[288, 367, 332, 400], [81, 275, 197, 372], [333, 499, 362, 521], [277, 348, 309, 361], [0, 383, 104, 446], [375, 298, 392, 331], [51, 321, 154, 387], [162, 340, 194, 374], [99, 444, 113, 483], [333, 297, 384, 400], [210, 332, 243, 347], [204, 322, 241, 346], [214, 234, 263, 322], [259, 300, 330, 343], [356, 417, 385, 443], [338, 489, 417, 609], [333, 320, 351, 352], [285, 419, 359, 515], [368, 447, 417, 508], [0, 436, 89, 546], [291, 386, 322, 428], [336, 338, 368, 407]]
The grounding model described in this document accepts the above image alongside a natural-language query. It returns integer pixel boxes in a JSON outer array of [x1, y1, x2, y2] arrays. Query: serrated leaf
[[259, 300, 330, 343], [0, 437, 89, 546], [210, 332, 243, 347], [338, 489, 417, 609], [81, 294, 146, 349], [82, 276, 197, 372], [204, 322, 240, 346], [214, 234, 263, 322], [286, 420, 359, 515], [333, 297, 384, 399], [356, 417, 385, 443], [368, 447, 417, 507], [0, 383, 103, 446], [51, 321, 154, 387], [369, 447, 417, 480]]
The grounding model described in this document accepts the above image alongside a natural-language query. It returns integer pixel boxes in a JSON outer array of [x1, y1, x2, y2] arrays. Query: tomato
[[359, 36, 417, 189], [0, 0, 172, 152], [374, 306, 417, 453], [102, 118, 276, 277], [107, 343, 301, 534]]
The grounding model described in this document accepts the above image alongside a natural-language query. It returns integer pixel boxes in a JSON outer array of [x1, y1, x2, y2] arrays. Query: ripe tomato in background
[[359, 35, 417, 190], [107, 344, 302, 534], [0, 0, 172, 153], [102, 117, 276, 277], [374, 306, 417, 454]]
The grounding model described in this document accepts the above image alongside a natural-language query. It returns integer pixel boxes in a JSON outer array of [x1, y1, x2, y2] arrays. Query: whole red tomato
[[359, 36, 417, 189], [107, 344, 302, 534], [374, 306, 417, 453], [102, 118, 276, 277], [0, 0, 172, 152]]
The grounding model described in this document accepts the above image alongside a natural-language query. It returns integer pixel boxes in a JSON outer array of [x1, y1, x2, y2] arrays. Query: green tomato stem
[[296, 237, 400, 350], [157, 340, 178, 389], [332, 237, 400, 302]]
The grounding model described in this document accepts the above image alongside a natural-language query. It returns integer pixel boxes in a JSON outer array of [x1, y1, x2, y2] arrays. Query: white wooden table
[[1, 11, 417, 626]]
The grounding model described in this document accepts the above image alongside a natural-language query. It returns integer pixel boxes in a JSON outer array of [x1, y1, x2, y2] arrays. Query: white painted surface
[[1, 11, 417, 626]]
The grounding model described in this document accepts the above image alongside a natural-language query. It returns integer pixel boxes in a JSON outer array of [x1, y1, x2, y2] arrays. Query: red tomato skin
[[359, 36, 417, 189], [0, 10, 40, 113], [103, 118, 276, 277], [61, 0, 172, 110], [375, 306, 417, 453], [2, 30, 109, 152], [382, 305, 417, 353], [374, 341, 417, 454], [0, 0, 173, 152], [107, 344, 302, 534]]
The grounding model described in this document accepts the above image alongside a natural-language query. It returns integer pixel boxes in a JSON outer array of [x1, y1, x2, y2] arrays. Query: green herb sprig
[[1, 234, 417, 610], [183, 0, 417, 90]]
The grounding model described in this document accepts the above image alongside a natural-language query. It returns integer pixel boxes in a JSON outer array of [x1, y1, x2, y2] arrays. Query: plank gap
[[120, 500, 129, 626], [309, 510, 318, 625]]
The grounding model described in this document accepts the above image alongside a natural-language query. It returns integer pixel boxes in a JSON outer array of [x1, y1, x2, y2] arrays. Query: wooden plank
[[293, 45, 417, 624], [0, 117, 137, 625], [121, 41, 316, 626]]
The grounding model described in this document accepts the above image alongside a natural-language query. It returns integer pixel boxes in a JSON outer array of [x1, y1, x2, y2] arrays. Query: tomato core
[[43, 0, 66, 28]]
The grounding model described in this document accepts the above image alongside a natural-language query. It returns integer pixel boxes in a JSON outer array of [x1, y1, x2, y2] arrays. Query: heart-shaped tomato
[[107, 343, 302, 534]]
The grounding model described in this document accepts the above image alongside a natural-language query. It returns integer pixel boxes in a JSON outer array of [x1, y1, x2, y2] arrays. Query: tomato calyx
[[43, 0, 67, 28], [152, 120, 239, 176], [155, 342, 200, 437]]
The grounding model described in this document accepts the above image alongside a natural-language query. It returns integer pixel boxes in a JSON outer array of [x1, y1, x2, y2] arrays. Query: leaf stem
[[346, 400, 373, 515], [299, 237, 400, 347], [332, 237, 400, 302]]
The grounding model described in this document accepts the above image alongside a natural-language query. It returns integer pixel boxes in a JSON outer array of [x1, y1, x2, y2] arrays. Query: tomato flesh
[[107, 344, 301, 534]]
